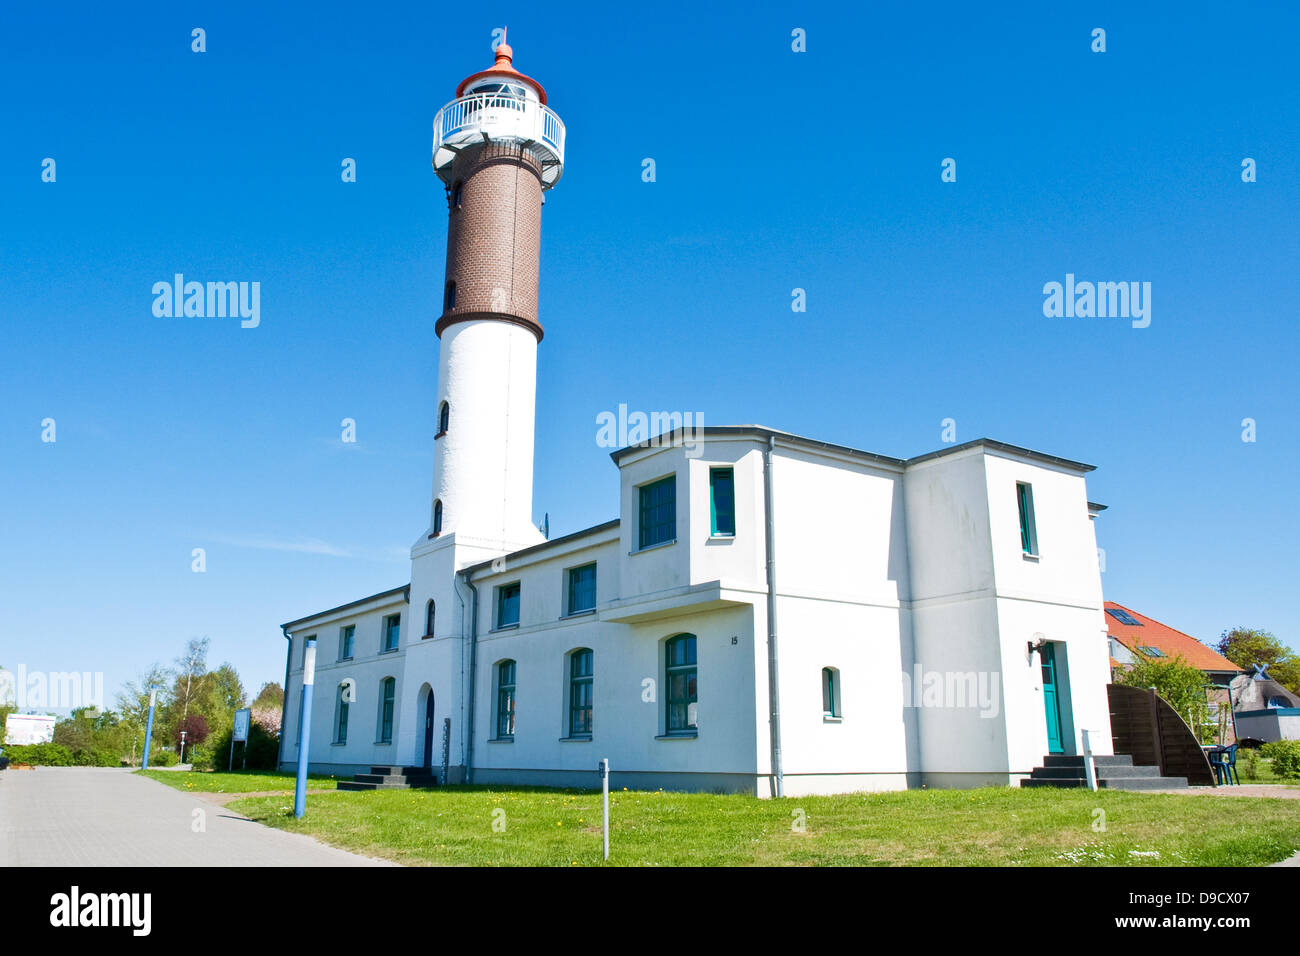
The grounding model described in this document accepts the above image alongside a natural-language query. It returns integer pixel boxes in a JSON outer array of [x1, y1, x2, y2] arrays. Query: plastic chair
[[1209, 745, 1239, 785]]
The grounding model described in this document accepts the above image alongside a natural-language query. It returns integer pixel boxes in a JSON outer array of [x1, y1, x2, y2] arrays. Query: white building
[[277, 39, 1114, 796]]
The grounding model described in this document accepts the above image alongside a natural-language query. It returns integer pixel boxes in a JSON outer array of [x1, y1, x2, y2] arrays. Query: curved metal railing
[[432, 91, 565, 169]]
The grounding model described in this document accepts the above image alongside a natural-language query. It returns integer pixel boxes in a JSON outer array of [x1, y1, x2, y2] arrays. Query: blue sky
[[2, 1, 1296, 710]]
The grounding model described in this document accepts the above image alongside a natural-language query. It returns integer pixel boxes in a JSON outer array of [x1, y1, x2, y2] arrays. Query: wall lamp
[[1027, 635, 1048, 659]]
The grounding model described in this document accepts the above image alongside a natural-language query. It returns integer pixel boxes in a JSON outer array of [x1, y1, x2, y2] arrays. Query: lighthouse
[[427, 37, 565, 549]]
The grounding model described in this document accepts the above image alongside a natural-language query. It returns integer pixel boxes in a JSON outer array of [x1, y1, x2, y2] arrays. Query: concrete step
[[1029, 764, 1162, 780], [1021, 775, 1189, 790], [1042, 754, 1136, 769]]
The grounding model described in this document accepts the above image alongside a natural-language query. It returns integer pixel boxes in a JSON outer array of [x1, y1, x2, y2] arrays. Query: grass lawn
[[225, 784, 1300, 866], [138, 769, 339, 794]]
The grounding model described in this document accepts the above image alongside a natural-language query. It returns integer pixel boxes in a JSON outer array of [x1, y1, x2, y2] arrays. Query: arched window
[[495, 660, 517, 738], [334, 684, 350, 744], [378, 677, 396, 743], [433, 500, 443, 536], [424, 599, 435, 639], [568, 649, 593, 737], [822, 667, 841, 718], [452, 181, 463, 208], [444, 281, 456, 311], [665, 634, 697, 735], [438, 401, 450, 436]]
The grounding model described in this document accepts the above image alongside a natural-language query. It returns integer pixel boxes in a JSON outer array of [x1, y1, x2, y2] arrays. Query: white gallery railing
[[432, 92, 566, 168]]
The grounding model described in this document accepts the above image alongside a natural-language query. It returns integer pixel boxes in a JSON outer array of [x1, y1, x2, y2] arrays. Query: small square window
[[382, 614, 400, 652], [638, 476, 676, 549], [567, 564, 597, 615], [496, 583, 521, 628]]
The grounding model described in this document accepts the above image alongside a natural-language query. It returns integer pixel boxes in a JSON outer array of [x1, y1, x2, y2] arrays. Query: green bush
[[2, 743, 75, 766], [1260, 740, 1300, 779], [206, 721, 280, 772], [150, 749, 180, 767], [71, 747, 120, 767]]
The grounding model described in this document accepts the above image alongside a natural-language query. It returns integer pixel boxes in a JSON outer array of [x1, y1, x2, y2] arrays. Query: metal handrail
[[432, 91, 565, 158]]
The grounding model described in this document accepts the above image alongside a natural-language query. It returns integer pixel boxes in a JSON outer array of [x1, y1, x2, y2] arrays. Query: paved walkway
[[0, 767, 391, 866]]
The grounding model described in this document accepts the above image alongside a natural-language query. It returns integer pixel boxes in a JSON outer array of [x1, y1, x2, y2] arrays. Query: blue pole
[[141, 688, 158, 770], [294, 638, 317, 818]]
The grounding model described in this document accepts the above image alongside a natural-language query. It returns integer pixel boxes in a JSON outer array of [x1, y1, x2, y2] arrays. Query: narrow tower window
[[452, 181, 463, 207], [444, 281, 456, 311], [424, 600, 435, 639], [438, 401, 450, 436], [433, 500, 443, 536]]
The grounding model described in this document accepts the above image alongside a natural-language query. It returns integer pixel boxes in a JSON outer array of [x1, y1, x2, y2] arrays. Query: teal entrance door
[[1041, 644, 1064, 754]]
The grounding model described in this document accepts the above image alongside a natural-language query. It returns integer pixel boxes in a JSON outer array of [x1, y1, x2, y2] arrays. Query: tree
[[172, 637, 211, 724], [117, 663, 173, 728], [1116, 653, 1217, 744], [1217, 627, 1300, 694], [176, 713, 210, 750]]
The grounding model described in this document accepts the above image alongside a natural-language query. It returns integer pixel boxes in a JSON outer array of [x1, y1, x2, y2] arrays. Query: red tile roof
[[1105, 601, 1242, 674]]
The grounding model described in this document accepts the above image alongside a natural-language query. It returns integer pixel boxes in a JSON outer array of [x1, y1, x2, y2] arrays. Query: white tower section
[[425, 39, 565, 551]]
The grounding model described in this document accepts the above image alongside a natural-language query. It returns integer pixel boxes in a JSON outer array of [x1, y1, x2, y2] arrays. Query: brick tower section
[[435, 142, 545, 342]]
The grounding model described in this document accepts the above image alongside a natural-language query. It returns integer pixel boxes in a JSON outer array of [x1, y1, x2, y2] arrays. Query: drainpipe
[[277, 626, 293, 770], [763, 435, 784, 797], [456, 568, 480, 784]]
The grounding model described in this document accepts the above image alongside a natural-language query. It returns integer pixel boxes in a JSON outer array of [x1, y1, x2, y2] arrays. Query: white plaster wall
[[283, 597, 409, 772], [432, 319, 544, 549]]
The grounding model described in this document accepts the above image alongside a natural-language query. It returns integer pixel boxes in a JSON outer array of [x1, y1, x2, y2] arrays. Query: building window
[[710, 467, 736, 536], [433, 500, 443, 536], [496, 583, 521, 629], [334, 684, 350, 744], [378, 677, 395, 743], [568, 649, 593, 737], [382, 613, 401, 652], [567, 563, 597, 615], [1016, 482, 1038, 556], [424, 600, 435, 638], [452, 181, 463, 208], [1106, 607, 1143, 626], [665, 634, 698, 735], [444, 281, 456, 311], [338, 624, 355, 661], [822, 667, 841, 718], [638, 475, 676, 549], [437, 401, 450, 436], [495, 660, 516, 738]]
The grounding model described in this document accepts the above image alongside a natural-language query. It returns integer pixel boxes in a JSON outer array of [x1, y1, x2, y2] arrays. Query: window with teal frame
[[638, 475, 676, 549], [378, 677, 395, 743], [567, 563, 597, 615], [496, 583, 521, 628], [338, 624, 355, 661], [822, 667, 840, 717], [568, 649, 593, 737], [710, 467, 735, 536], [496, 660, 516, 738], [382, 613, 401, 651], [665, 634, 698, 734], [1016, 482, 1039, 556], [335, 685, 349, 744]]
